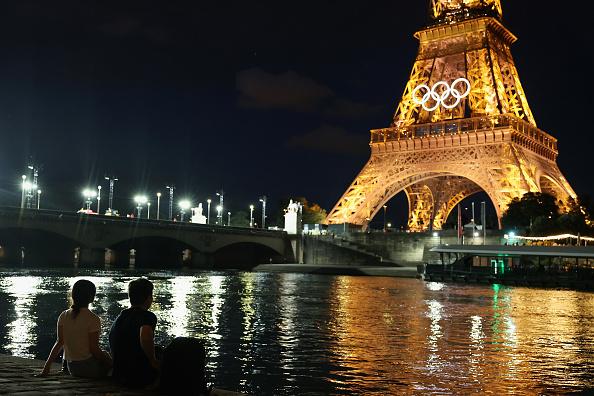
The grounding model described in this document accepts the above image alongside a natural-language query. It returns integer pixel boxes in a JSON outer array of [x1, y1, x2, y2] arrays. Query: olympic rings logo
[[412, 78, 471, 111]]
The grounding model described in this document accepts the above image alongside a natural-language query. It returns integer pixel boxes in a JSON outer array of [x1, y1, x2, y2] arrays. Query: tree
[[294, 197, 327, 224], [230, 210, 250, 227], [501, 192, 559, 235], [557, 197, 592, 235]]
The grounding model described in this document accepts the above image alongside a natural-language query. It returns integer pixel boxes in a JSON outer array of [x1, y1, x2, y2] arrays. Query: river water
[[0, 268, 593, 395]]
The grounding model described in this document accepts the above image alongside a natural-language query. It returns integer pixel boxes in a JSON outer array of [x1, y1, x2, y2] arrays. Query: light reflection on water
[[0, 268, 593, 395]]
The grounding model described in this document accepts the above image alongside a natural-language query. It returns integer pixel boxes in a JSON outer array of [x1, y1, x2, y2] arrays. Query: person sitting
[[39, 279, 112, 378], [109, 277, 160, 388]]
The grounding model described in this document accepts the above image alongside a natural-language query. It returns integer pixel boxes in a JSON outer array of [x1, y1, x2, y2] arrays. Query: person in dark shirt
[[109, 277, 160, 388]]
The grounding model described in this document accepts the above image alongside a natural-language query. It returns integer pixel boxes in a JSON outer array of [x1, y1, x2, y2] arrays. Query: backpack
[[160, 336, 210, 395]]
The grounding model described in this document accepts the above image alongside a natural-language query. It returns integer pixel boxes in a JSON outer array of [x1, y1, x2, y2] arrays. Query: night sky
[[0, 1, 591, 225]]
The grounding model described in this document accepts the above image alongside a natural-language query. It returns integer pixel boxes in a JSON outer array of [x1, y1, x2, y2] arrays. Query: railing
[[370, 114, 558, 153]]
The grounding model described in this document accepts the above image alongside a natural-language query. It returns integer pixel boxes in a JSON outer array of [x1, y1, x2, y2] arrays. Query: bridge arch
[[0, 226, 82, 266], [108, 236, 199, 268], [365, 171, 500, 230], [213, 242, 286, 269]]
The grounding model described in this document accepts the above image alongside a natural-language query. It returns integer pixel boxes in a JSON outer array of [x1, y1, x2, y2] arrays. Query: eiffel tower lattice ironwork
[[326, 0, 576, 231]]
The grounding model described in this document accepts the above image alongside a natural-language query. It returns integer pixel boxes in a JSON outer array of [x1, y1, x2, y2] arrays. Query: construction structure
[[326, 0, 576, 231]]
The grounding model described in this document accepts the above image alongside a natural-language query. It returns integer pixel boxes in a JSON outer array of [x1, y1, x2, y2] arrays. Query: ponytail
[[70, 280, 96, 319], [71, 303, 81, 319]]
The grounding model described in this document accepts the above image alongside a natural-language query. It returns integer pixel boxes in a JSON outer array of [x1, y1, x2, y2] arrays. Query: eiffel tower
[[326, 0, 576, 231]]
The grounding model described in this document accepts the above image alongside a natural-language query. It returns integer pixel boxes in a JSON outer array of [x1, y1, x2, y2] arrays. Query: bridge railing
[[370, 114, 558, 153], [0, 207, 286, 236]]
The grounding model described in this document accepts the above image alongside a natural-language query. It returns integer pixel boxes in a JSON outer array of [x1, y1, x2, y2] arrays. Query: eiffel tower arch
[[326, 0, 576, 231]]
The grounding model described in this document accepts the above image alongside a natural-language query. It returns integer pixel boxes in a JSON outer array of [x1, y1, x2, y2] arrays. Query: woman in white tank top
[[39, 279, 112, 378]]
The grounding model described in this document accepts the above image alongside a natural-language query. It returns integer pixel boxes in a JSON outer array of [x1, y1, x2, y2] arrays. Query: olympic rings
[[412, 77, 471, 111]]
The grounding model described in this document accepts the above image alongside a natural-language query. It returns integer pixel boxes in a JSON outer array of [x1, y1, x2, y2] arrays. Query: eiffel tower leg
[[405, 176, 484, 232]]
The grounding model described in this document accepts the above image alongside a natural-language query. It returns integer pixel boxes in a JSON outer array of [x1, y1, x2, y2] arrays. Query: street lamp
[[216, 205, 222, 225], [156, 192, 161, 220], [216, 190, 224, 225], [37, 190, 42, 210], [259, 195, 267, 229], [207, 198, 212, 224], [383, 205, 387, 232], [134, 195, 147, 218], [166, 185, 175, 220], [227, 211, 231, 226], [83, 189, 97, 211], [97, 185, 102, 215], [104, 176, 118, 211], [179, 200, 191, 222], [20, 175, 26, 208], [249, 204, 254, 228], [147, 201, 151, 219]]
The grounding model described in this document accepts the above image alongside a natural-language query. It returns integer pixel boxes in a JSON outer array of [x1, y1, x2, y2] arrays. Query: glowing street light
[[37, 190, 42, 210], [227, 211, 231, 226], [20, 175, 26, 208], [97, 185, 102, 215], [216, 205, 222, 225], [147, 201, 151, 219], [206, 198, 212, 224], [249, 204, 254, 228], [83, 189, 97, 211], [104, 176, 118, 211], [259, 195, 267, 229], [134, 195, 148, 218], [179, 200, 191, 222], [166, 185, 175, 220], [216, 190, 224, 225], [156, 192, 162, 220]]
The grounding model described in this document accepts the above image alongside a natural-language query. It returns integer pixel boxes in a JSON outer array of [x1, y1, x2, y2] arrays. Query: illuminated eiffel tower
[[326, 0, 576, 231]]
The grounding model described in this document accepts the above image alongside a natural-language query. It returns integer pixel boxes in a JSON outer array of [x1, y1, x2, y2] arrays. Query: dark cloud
[[286, 125, 369, 156], [236, 67, 382, 119], [236, 68, 333, 112], [324, 97, 384, 119]]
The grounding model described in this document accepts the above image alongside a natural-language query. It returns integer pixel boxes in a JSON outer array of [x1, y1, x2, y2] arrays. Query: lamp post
[[156, 192, 161, 220], [216, 205, 222, 226], [216, 190, 224, 225], [249, 204, 254, 228], [104, 176, 118, 212], [207, 199, 212, 224], [134, 195, 147, 218], [227, 211, 231, 226], [97, 185, 102, 215], [259, 195, 267, 229], [83, 189, 97, 211], [20, 175, 26, 208], [37, 190, 41, 210], [383, 205, 387, 232], [166, 185, 175, 220], [179, 200, 191, 222], [147, 201, 151, 219]]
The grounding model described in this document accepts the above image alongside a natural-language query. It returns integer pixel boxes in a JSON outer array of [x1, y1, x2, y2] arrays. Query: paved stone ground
[[0, 354, 155, 395], [0, 354, 245, 395]]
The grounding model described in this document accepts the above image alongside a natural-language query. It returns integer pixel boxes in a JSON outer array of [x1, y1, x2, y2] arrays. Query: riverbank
[[0, 354, 244, 395], [253, 263, 420, 277], [0, 354, 149, 395]]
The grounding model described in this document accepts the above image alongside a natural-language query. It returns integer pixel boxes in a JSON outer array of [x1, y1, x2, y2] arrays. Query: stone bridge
[[0, 207, 296, 268]]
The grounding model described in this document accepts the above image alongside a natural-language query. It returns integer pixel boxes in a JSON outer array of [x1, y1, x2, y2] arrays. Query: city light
[[207, 199, 212, 225], [216, 205, 222, 225], [249, 204, 254, 228], [83, 189, 97, 211], [134, 195, 148, 218], [179, 200, 191, 222], [156, 192, 162, 220]]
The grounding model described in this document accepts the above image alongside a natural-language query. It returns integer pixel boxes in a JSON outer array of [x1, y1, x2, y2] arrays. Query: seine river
[[0, 268, 593, 395]]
